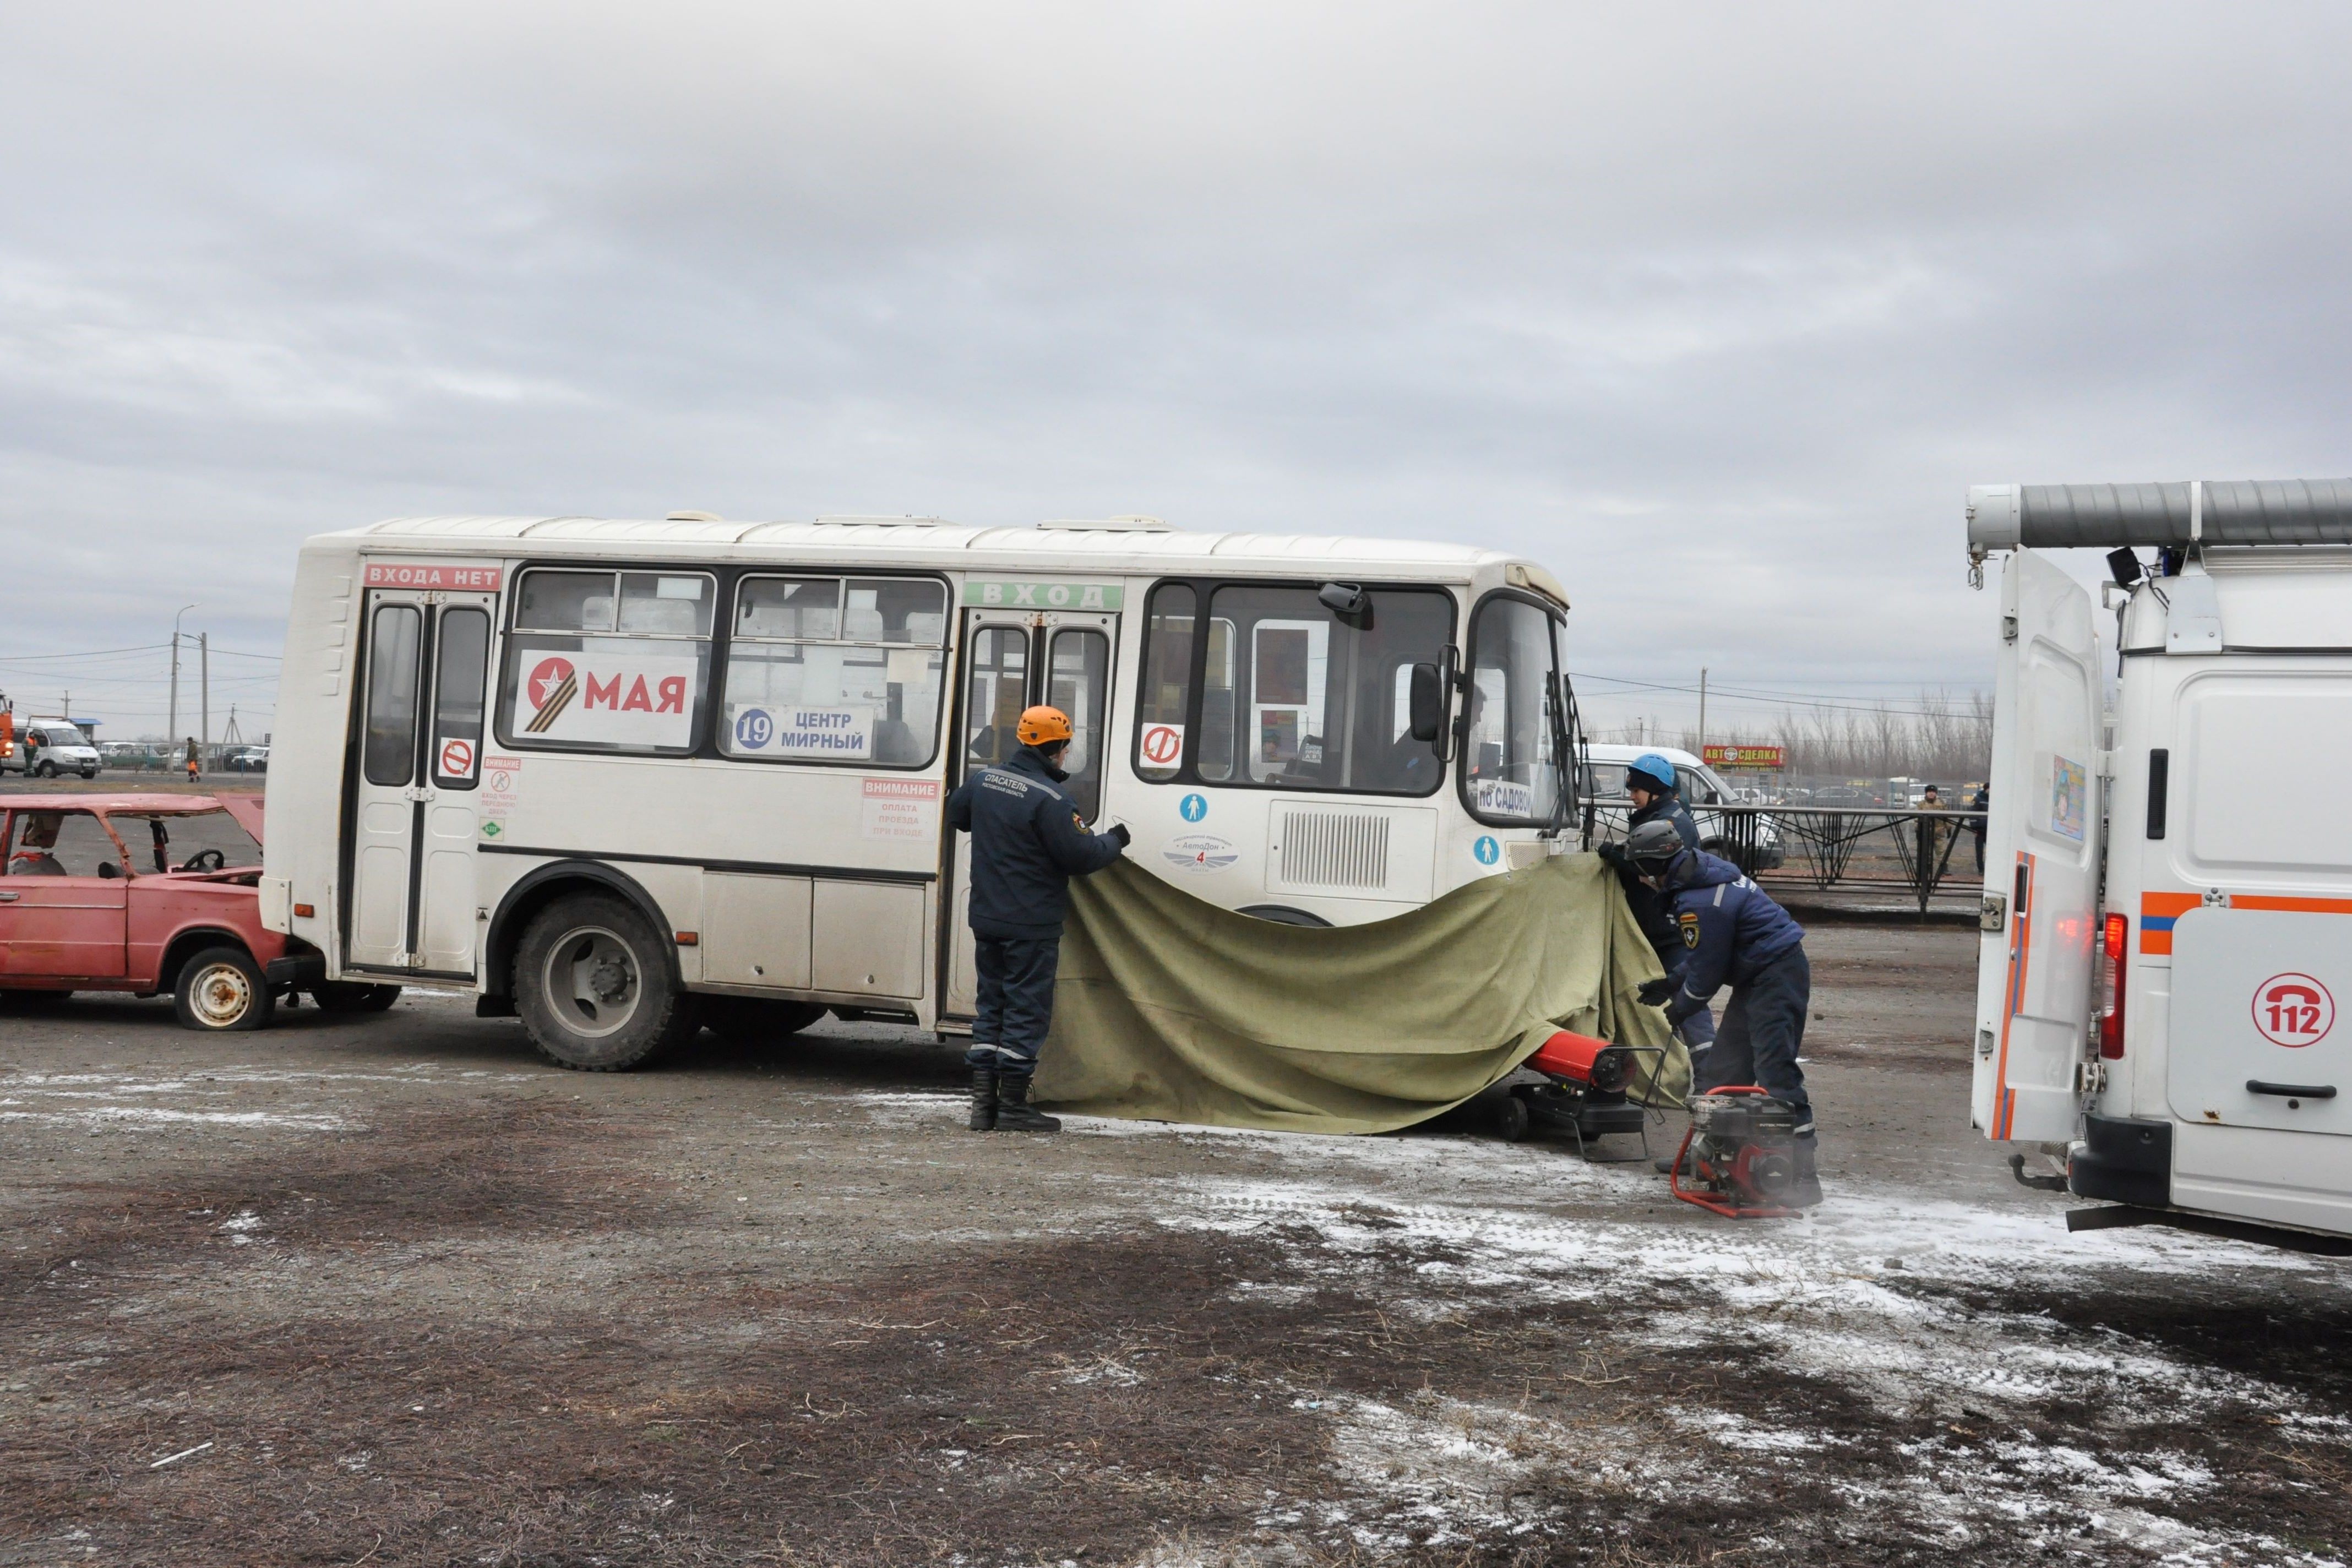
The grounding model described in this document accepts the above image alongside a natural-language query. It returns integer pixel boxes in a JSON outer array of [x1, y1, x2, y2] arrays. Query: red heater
[[1498, 1030, 1664, 1159]]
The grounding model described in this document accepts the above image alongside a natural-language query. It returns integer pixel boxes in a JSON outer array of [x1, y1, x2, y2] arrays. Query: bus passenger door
[[943, 613, 1032, 1020], [939, 606, 1120, 1023], [346, 590, 497, 976]]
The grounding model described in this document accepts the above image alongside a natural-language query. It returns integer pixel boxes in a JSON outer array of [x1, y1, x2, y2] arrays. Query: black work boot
[[992, 1075, 1061, 1134], [1653, 1135, 1696, 1176], [1791, 1139, 1823, 1208], [967, 1066, 999, 1133]]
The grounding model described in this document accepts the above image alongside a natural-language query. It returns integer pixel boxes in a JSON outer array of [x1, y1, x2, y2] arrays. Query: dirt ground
[[4, 920, 2349, 1567]]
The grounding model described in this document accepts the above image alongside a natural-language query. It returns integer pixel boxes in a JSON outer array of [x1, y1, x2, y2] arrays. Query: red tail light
[[2099, 912, 2127, 1060]]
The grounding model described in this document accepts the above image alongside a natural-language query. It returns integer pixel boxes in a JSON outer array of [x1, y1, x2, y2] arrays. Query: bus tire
[[515, 894, 695, 1071], [1236, 903, 1332, 928], [174, 946, 274, 1031], [701, 995, 827, 1044], [312, 981, 402, 1014]]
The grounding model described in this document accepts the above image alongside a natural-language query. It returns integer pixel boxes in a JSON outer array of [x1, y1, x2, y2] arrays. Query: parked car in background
[[225, 747, 270, 773], [0, 793, 397, 1029], [2, 720, 102, 779], [1583, 744, 1785, 870]]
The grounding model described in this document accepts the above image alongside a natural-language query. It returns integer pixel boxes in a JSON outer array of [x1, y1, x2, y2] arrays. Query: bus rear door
[[347, 585, 497, 976]]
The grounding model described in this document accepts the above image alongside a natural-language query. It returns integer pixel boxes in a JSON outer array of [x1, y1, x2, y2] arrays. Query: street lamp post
[[169, 603, 197, 749]]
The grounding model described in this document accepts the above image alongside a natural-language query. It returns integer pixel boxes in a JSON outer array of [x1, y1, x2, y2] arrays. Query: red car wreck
[[0, 793, 394, 1030]]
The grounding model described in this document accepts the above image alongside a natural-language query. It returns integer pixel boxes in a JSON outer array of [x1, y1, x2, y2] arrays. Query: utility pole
[[170, 603, 197, 743], [1698, 668, 1708, 760], [200, 633, 210, 775]]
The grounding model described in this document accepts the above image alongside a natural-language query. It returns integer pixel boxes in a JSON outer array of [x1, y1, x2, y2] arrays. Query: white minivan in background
[[3, 718, 102, 778], [1583, 743, 1784, 870]]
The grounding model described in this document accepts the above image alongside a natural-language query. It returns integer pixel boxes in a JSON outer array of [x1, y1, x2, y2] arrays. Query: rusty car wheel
[[173, 945, 275, 1032]]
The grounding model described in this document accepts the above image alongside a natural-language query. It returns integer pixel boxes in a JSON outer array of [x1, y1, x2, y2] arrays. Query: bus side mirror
[[1408, 662, 1444, 742]]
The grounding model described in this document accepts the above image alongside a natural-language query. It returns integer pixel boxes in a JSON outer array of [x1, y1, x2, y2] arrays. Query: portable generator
[[1670, 1086, 1804, 1218], [1496, 1029, 1662, 1161]]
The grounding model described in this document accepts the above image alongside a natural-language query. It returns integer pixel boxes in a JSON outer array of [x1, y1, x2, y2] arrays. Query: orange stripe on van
[[2228, 894, 2352, 916], [2138, 891, 2200, 956], [1992, 851, 2035, 1141]]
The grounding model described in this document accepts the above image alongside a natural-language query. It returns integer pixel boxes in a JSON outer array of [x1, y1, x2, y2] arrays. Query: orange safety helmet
[[1016, 705, 1074, 747]]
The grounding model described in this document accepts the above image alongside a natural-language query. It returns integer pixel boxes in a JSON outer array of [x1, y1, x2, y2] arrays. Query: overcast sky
[[3, 3, 2349, 741]]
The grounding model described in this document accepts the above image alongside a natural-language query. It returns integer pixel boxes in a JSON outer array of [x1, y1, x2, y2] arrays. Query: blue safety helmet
[[1627, 752, 1678, 794]]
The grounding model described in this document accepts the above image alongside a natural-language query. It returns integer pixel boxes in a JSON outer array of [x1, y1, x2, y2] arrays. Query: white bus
[[259, 514, 1583, 1069]]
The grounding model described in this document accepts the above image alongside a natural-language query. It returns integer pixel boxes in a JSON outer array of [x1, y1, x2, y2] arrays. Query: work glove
[[1594, 840, 1629, 869], [1106, 822, 1132, 850], [1635, 976, 1676, 1008]]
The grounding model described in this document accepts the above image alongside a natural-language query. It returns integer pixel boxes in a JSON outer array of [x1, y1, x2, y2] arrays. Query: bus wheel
[[175, 946, 275, 1031], [312, 981, 402, 1014], [515, 895, 695, 1071], [702, 996, 827, 1044]]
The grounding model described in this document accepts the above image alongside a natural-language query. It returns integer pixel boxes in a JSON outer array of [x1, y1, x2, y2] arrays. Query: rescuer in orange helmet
[[944, 704, 1129, 1132]]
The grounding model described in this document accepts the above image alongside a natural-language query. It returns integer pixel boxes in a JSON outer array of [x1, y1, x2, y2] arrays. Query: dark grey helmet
[[1625, 819, 1687, 871]]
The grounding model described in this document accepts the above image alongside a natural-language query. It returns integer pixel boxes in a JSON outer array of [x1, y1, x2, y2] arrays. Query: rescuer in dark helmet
[[945, 704, 1130, 1133], [1625, 817, 1821, 1207], [1595, 752, 1714, 1061]]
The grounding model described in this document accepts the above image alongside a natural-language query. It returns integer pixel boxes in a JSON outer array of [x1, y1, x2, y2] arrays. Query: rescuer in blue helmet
[[1626, 818, 1821, 1207], [1595, 751, 1716, 1062]]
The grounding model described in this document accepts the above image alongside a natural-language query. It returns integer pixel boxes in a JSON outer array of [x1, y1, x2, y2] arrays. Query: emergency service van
[[1967, 477, 2352, 1251], [259, 514, 1583, 1070]]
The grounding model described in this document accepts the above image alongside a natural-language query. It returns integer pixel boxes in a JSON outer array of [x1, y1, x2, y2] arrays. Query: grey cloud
[[2, 3, 2349, 735]]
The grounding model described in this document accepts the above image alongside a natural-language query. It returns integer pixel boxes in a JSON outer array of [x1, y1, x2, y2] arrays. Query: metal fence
[[1583, 802, 1986, 914]]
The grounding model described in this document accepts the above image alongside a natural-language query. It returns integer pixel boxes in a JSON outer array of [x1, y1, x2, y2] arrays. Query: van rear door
[[1972, 548, 2103, 1142]]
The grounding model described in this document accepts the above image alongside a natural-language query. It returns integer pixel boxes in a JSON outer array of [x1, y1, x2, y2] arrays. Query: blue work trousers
[[966, 935, 1060, 1081], [1692, 948, 1814, 1140]]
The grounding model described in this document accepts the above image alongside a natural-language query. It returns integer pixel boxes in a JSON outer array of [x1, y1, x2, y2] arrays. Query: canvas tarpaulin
[[1031, 851, 1687, 1134]]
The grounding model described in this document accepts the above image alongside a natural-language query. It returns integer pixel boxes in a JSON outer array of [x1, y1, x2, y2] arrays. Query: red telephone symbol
[[2253, 974, 2334, 1048]]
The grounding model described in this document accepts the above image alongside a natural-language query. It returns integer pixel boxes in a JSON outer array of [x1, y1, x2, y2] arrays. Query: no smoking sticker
[[1140, 723, 1184, 768], [436, 736, 477, 782], [2253, 972, 2335, 1048]]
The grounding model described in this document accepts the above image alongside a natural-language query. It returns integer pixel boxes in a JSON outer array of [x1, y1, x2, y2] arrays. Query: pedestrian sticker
[[1179, 792, 1207, 823], [435, 736, 477, 783], [1473, 835, 1501, 866], [2253, 973, 2334, 1048], [479, 756, 520, 836], [1140, 723, 1185, 770]]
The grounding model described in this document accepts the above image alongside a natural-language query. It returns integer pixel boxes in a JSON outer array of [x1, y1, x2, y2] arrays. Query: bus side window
[[1133, 583, 1195, 782], [364, 603, 423, 786], [720, 575, 946, 767], [964, 625, 1028, 767], [1049, 629, 1111, 820]]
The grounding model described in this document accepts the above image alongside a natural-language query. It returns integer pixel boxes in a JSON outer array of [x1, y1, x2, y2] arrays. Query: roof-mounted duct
[[1967, 479, 2352, 551]]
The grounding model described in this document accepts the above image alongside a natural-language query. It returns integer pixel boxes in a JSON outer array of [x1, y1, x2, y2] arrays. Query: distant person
[[1596, 752, 1715, 1065], [184, 737, 200, 782], [945, 705, 1129, 1134], [1968, 784, 1990, 872], [1920, 784, 1942, 809]]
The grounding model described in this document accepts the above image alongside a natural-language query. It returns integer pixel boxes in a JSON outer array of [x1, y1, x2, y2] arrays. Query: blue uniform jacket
[[1661, 850, 1805, 1025], [946, 745, 1125, 940]]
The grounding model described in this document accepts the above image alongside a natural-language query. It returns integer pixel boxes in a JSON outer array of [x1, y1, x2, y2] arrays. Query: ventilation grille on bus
[[1273, 810, 1392, 890]]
